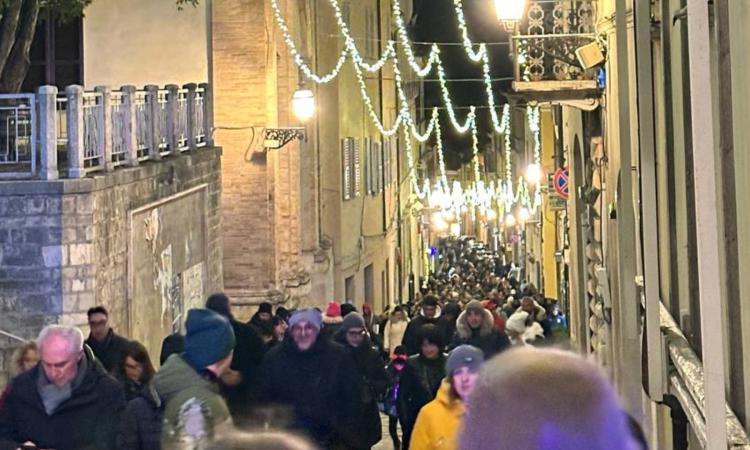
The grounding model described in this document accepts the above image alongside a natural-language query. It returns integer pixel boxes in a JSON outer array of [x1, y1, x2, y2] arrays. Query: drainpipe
[[613, 0, 643, 418], [685, 0, 727, 447]]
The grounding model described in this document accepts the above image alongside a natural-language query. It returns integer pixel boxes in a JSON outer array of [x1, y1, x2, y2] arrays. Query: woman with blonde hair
[[0, 341, 39, 413]]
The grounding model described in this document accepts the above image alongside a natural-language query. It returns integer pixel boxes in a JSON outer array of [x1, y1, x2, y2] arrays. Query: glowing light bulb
[[487, 208, 497, 221], [525, 163, 542, 185], [518, 206, 530, 223], [450, 223, 461, 236], [505, 213, 516, 227], [292, 88, 315, 122]]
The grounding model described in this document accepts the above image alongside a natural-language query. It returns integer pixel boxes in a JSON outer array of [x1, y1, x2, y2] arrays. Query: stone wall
[[0, 146, 223, 384]]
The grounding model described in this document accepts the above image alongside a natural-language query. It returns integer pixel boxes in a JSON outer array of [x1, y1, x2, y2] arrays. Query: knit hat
[[446, 345, 484, 374], [289, 308, 323, 330], [325, 301, 341, 318], [184, 308, 235, 369], [465, 300, 485, 315], [341, 303, 357, 317], [362, 304, 372, 314], [341, 312, 366, 333], [205, 293, 232, 319], [258, 302, 273, 315]]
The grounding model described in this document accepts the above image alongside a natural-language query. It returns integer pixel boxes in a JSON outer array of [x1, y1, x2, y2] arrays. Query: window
[[22, 14, 83, 91], [342, 137, 361, 200], [365, 137, 384, 195], [345, 275, 356, 303]]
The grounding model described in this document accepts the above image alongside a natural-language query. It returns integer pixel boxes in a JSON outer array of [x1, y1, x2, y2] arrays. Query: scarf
[[36, 353, 88, 415]]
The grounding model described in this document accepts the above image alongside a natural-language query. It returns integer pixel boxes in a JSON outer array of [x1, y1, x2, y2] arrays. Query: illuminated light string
[[271, 0, 540, 215]]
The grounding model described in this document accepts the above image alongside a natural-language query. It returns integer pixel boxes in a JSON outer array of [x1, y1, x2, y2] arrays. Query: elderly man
[[256, 308, 362, 448], [0, 325, 125, 450], [459, 347, 637, 450]]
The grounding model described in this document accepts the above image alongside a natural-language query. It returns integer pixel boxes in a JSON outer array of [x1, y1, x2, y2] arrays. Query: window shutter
[[353, 138, 361, 197], [375, 141, 383, 193], [365, 137, 373, 195], [342, 138, 352, 200], [383, 138, 391, 187]]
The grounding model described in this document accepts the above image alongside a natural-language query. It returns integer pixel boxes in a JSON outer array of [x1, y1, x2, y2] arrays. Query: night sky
[[410, 0, 515, 169]]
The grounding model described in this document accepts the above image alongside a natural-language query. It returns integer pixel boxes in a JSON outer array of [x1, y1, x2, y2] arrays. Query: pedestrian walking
[[402, 295, 442, 355], [384, 346, 408, 450], [85, 306, 131, 373], [410, 345, 484, 450], [153, 308, 236, 448], [320, 301, 344, 341], [0, 325, 125, 450], [397, 324, 447, 450], [0, 342, 38, 414], [256, 308, 362, 448], [383, 306, 409, 354], [114, 340, 155, 402], [335, 313, 389, 449], [450, 300, 510, 358]]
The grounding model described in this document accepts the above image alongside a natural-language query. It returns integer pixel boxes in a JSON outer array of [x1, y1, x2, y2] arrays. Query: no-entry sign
[[553, 167, 569, 200]]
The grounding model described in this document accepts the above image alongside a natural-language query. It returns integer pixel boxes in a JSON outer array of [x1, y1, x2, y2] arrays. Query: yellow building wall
[[83, 0, 208, 88], [541, 109, 558, 300]]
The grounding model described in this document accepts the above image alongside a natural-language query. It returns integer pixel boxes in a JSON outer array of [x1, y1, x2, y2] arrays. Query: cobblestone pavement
[[373, 414, 398, 450]]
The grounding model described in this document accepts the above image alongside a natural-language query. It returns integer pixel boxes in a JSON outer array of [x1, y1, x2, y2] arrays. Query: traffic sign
[[553, 167, 569, 200]]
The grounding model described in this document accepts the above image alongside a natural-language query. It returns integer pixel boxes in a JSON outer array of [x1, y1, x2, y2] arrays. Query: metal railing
[[660, 302, 750, 448], [0, 94, 36, 178], [0, 82, 212, 179], [512, 0, 598, 83]]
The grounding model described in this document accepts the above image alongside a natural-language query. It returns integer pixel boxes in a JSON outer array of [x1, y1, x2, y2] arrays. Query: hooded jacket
[[450, 309, 510, 358], [409, 381, 464, 450], [402, 305, 442, 355], [0, 347, 125, 450], [397, 352, 447, 449], [152, 354, 232, 449]]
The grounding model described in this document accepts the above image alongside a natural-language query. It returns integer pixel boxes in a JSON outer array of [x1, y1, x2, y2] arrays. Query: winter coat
[[116, 384, 162, 450], [384, 319, 408, 351], [225, 318, 266, 420], [335, 334, 389, 449], [256, 335, 363, 448], [397, 353, 447, 450], [0, 347, 126, 450], [384, 357, 407, 417], [319, 315, 344, 341], [409, 381, 464, 450], [152, 354, 232, 449], [449, 309, 511, 358], [402, 306, 442, 355], [87, 328, 131, 373]]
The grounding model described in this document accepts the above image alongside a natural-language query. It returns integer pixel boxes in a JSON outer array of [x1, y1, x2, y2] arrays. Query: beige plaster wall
[[83, 0, 209, 88]]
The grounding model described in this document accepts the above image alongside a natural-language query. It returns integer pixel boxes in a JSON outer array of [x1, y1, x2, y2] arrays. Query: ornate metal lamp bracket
[[263, 127, 306, 150]]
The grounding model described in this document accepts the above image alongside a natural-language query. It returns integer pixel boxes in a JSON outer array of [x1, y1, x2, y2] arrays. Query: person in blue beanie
[[152, 308, 236, 448]]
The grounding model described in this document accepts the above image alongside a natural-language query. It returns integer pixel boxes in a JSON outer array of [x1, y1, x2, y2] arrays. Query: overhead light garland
[[270, 0, 545, 225]]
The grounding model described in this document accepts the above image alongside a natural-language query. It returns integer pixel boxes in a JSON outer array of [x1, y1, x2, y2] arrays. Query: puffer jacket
[[409, 380, 464, 450], [116, 384, 162, 450]]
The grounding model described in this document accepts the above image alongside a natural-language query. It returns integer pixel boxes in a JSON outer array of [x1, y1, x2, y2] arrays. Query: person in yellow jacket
[[409, 345, 484, 450]]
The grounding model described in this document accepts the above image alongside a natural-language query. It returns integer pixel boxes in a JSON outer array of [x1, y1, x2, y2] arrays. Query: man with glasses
[[0, 325, 125, 450], [85, 306, 130, 373], [256, 308, 363, 449]]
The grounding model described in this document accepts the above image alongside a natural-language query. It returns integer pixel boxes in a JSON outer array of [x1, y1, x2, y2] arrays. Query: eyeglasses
[[88, 319, 107, 327]]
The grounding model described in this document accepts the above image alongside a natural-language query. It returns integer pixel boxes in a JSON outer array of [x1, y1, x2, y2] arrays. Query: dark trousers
[[389, 415, 401, 449]]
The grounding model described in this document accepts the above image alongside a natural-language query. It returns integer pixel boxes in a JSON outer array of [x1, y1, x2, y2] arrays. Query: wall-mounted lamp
[[263, 86, 316, 150], [495, 0, 527, 31]]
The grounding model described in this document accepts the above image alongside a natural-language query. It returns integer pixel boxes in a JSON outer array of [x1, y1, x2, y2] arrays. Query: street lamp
[[292, 87, 315, 122], [494, 0, 527, 31]]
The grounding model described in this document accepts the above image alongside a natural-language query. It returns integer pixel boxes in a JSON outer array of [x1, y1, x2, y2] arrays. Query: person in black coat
[[436, 301, 461, 347], [256, 309, 363, 449], [401, 295, 442, 355], [334, 313, 389, 450], [206, 293, 266, 424], [449, 300, 510, 359], [0, 325, 125, 450], [397, 324, 447, 450], [85, 306, 131, 373], [116, 384, 162, 450]]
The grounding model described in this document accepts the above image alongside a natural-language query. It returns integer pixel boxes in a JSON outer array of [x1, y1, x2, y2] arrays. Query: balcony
[[511, 0, 600, 102]]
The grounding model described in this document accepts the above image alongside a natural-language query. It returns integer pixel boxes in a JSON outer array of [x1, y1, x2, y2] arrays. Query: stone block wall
[[0, 146, 223, 384]]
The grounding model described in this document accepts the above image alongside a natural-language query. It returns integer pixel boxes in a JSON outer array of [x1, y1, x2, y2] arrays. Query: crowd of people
[[0, 237, 644, 450]]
